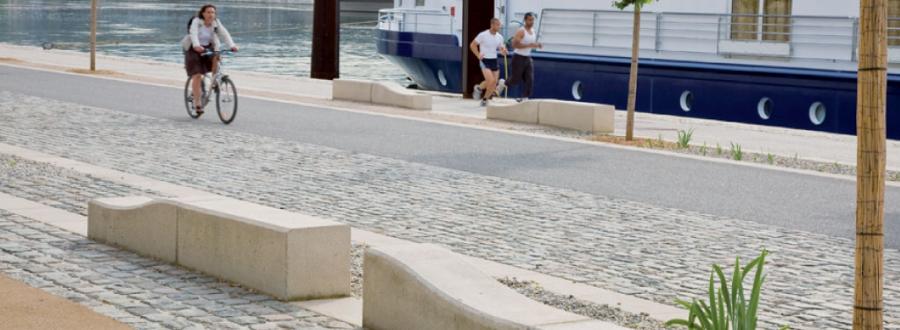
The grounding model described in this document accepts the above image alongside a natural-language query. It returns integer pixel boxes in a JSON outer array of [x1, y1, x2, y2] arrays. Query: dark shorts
[[479, 58, 499, 71], [184, 45, 214, 77]]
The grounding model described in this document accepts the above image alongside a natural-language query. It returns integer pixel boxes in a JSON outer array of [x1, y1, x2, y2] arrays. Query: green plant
[[730, 143, 743, 161], [700, 143, 708, 156], [766, 154, 775, 165], [677, 129, 694, 149], [658, 134, 665, 147], [666, 250, 775, 330], [716, 143, 723, 156]]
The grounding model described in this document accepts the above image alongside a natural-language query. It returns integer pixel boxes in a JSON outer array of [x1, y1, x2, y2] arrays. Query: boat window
[[416, 0, 425, 6], [730, 0, 791, 42], [890, 0, 900, 46]]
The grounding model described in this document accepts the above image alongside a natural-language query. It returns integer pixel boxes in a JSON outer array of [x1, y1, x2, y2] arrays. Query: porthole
[[437, 69, 448, 87], [758, 97, 773, 120], [572, 81, 583, 100], [680, 91, 693, 112], [809, 102, 826, 125]]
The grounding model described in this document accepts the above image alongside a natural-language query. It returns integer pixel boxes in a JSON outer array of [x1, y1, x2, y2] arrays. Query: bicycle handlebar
[[201, 50, 235, 57]]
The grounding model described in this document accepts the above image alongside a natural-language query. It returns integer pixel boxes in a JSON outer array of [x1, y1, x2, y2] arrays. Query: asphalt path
[[2, 65, 898, 247]]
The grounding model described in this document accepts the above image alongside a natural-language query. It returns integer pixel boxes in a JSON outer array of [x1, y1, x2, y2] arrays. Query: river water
[[0, 0, 407, 83]]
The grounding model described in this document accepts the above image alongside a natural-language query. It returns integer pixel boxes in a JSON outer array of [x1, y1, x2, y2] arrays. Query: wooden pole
[[625, 4, 641, 141], [854, 0, 887, 328], [461, 0, 493, 99], [311, 0, 339, 80], [90, 0, 98, 71]]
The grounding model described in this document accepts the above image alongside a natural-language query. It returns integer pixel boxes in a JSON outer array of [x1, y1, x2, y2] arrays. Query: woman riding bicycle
[[181, 4, 238, 116]]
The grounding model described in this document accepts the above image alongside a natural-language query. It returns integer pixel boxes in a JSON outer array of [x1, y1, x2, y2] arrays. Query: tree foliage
[[613, 0, 656, 10]]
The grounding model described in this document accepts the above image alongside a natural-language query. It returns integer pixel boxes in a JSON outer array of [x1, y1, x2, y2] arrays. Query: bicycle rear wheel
[[216, 77, 238, 124], [184, 77, 206, 119]]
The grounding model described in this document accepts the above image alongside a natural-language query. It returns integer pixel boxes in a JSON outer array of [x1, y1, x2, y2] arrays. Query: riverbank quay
[[3, 42, 900, 329]]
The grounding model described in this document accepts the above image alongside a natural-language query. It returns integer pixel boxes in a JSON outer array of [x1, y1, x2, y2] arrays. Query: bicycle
[[184, 50, 238, 124]]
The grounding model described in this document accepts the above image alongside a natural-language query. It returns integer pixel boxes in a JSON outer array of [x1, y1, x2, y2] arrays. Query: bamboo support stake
[[90, 0, 98, 71], [625, 4, 641, 141], [854, 0, 887, 328]]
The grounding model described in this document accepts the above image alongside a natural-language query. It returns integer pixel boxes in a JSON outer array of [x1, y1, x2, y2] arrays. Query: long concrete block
[[363, 243, 625, 330], [177, 198, 351, 301], [538, 100, 615, 133], [370, 81, 432, 110], [332, 79, 373, 103], [87, 196, 351, 301], [88, 197, 177, 263], [486, 100, 539, 124]]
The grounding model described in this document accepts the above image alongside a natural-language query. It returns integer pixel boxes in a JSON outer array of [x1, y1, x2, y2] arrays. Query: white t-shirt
[[475, 30, 504, 59]]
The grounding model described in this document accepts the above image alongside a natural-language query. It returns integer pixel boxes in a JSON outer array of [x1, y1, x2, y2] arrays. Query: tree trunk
[[854, 0, 887, 328], [625, 4, 641, 141], [90, 0, 98, 71]]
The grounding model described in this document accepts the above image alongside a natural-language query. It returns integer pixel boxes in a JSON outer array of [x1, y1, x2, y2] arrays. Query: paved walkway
[[1, 43, 899, 170], [1, 92, 898, 329], [0, 273, 129, 330]]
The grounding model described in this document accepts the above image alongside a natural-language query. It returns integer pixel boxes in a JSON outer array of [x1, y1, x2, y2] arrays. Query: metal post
[[592, 12, 598, 47], [716, 16, 723, 55], [461, 0, 493, 99], [90, 0, 98, 71], [655, 13, 662, 52], [311, 0, 339, 80], [852, 18, 860, 62]]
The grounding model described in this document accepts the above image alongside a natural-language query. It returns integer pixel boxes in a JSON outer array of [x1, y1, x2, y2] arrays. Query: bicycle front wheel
[[216, 77, 238, 124]]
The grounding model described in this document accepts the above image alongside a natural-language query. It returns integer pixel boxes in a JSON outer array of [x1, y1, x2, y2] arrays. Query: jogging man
[[469, 18, 508, 106], [508, 12, 541, 102]]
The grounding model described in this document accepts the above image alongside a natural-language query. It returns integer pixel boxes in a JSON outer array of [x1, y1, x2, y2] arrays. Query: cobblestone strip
[[1, 92, 898, 329], [0, 154, 166, 216], [0, 211, 356, 330]]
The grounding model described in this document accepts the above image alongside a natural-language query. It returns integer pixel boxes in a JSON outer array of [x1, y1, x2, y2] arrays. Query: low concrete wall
[[363, 243, 626, 330], [332, 79, 373, 103], [88, 196, 351, 301], [88, 197, 177, 263], [371, 82, 432, 110], [486, 100, 539, 124], [333, 79, 432, 110], [487, 100, 615, 134]]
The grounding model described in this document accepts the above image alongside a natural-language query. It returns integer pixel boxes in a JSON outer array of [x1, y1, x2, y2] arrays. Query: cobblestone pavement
[[0, 210, 356, 329], [2, 91, 899, 329]]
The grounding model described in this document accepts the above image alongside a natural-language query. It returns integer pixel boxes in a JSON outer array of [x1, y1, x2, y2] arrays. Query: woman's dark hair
[[197, 4, 216, 20]]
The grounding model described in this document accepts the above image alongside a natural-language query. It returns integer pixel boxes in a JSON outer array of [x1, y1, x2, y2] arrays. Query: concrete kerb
[[363, 243, 627, 330], [88, 196, 352, 301], [487, 100, 615, 134]]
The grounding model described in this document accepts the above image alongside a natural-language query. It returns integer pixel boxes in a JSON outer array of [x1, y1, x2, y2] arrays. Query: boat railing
[[378, 8, 457, 37], [536, 8, 900, 65]]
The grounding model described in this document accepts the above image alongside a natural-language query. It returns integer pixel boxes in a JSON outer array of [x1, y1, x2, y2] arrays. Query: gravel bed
[[498, 277, 672, 330], [351, 243, 365, 297], [590, 134, 900, 181]]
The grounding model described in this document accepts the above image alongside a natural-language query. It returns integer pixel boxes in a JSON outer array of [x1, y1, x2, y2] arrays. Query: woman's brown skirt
[[184, 47, 214, 77]]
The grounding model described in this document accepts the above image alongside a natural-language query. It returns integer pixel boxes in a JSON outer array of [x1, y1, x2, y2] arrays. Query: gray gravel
[[499, 277, 670, 330]]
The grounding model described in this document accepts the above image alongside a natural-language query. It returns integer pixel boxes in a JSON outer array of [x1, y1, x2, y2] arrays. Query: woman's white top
[[197, 24, 214, 46]]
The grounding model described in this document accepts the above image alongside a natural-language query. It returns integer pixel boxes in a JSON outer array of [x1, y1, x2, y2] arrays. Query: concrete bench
[[88, 196, 351, 301], [332, 79, 432, 110], [487, 100, 615, 134], [363, 243, 627, 330]]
